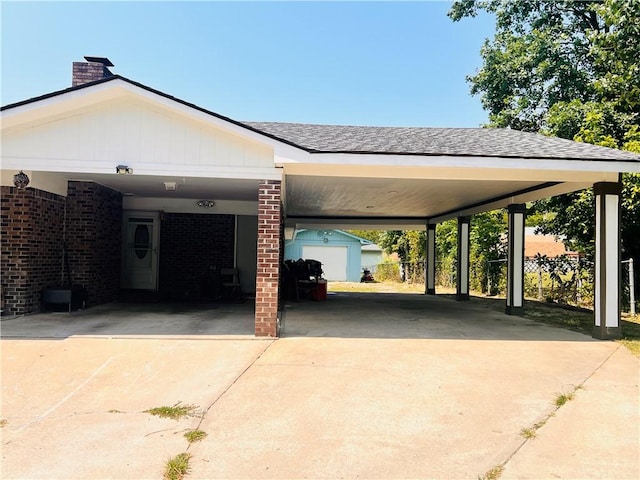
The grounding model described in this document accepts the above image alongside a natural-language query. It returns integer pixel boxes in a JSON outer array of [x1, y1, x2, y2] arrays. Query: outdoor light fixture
[[116, 165, 133, 174], [13, 171, 30, 189], [196, 200, 215, 208]]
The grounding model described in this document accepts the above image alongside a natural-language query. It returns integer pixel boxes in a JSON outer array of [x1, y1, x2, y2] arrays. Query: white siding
[[1, 98, 274, 174]]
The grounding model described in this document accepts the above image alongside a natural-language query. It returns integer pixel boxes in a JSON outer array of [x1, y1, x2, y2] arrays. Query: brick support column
[[593, 182, 622, 340], [425, 223, 436, 295], [255, 180, 282, 337], [456, 216, 471, 301]]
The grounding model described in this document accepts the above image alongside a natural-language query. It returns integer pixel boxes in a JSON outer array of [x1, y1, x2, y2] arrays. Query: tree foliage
[[450, 0, 640, 270]]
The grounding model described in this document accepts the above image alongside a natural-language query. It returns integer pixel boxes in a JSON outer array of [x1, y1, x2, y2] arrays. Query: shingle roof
[[243, 122, 640, 161]]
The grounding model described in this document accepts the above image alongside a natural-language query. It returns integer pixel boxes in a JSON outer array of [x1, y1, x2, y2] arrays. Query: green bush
[[375, 263, 400, 282]]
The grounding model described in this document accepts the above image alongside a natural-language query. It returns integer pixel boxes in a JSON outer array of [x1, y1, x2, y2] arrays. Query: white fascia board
[[277, 152, 640, 177], [0, 157, 282, 181], [281, 163, 619, 183], [288, 218, 428, 230], [124, 197, 258, 215]]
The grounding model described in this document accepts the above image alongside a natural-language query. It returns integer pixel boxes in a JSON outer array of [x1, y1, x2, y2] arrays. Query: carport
[[260, 123, 639, 340], [2, 57, 639, 339]]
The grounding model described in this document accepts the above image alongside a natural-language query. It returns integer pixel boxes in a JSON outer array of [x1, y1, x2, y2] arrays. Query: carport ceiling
[[62, 172, 261, 201], [285, 175, 543, 218]]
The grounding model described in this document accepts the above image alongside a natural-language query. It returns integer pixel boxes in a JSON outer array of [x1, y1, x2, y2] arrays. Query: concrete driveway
[[2, 293, 638, 479]]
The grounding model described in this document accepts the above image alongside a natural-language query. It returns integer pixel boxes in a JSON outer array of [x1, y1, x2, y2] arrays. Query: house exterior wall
[[158, 213, 235, 300], [0, 180, 121, 314], [1, 98, 274, 175], [66, 181, 122, 306], [236, 215, 258, 295], [0, 186, 66, 315], [284, 230, 363, 282], [361, 249, 383, 270]]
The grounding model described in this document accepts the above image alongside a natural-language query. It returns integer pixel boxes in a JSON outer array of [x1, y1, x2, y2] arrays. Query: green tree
[[345, 230, 384, 244], [450, 0, 640, 294]]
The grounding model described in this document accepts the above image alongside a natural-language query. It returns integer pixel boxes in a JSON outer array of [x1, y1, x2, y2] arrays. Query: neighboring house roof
[[3, 74, 639, 163], [293, 229, 373, 245], [243, 122, 640, 161], [361, 243, 383, 252], [525, 232, 578, 258]]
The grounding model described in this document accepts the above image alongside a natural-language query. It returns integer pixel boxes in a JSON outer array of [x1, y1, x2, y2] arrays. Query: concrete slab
[[0, 301, 255, 338], [1, 293, 638, 479], [502, 346, 640, 480], [1, 337, 273, 479]]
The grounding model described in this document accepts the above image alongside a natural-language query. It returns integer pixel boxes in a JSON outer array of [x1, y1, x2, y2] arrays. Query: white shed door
[[302, 246, 348, 281]]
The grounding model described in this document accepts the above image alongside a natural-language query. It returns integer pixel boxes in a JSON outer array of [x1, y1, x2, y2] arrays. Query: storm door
[[121, 212, 159, 290]]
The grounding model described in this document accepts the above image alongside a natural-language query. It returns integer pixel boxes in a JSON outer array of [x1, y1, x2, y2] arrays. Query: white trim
[[512, 214, 524, 307], [277, 153, 640, 175], [605, 195, 619, 327], [459, 222, 469, 295], [427, 228, 436, 290], [595, 199, 601, 327], [123, 197, 258, 216]]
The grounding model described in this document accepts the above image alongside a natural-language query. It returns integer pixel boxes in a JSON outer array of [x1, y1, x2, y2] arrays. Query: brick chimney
[[72, 56, 114, 86]]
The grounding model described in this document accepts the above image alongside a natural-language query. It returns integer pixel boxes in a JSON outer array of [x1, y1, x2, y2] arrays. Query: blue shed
[[284, 230, 373, 281]]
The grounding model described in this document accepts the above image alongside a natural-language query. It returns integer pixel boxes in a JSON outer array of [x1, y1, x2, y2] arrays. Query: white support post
[[593, 182, 622, 339], [456, 216, 470, 301], [426, 224, 436, 295], [506, 204, 526, 315]]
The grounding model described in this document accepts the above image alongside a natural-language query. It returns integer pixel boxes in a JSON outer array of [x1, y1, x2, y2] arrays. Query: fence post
[[537, 265, 543, 300], [629, 258, 636, 316]]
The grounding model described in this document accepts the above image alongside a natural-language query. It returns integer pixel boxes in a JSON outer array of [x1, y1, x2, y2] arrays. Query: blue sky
[[1, 1, 495, 127]]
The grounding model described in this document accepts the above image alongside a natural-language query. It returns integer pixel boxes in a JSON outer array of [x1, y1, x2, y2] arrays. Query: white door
[[121, 212, 159, 290], [302, 245, 348, 281]]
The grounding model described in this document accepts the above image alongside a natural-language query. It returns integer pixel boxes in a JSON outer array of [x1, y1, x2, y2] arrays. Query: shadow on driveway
[[282, 291, 597, 341]]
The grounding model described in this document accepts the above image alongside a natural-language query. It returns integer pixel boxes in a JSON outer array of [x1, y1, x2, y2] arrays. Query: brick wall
[[1, 187, 65, 315], [158, 213, 235, 299], [255, 180, 281, 337], [66, 181, 122, 306]]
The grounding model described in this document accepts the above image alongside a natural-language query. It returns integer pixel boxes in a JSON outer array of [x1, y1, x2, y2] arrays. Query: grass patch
[[619, 313, 640, 356], [164, 452, 191, 480], [479, 465, 504, 480], [184, 429, 207, 443], [519, 427, 536, 439], [328, 281, 424, 294], [108, 409, 124, 414], [0, 419, 7, 427], [144, 402, 199, 421], [555, 391, 575, 407]]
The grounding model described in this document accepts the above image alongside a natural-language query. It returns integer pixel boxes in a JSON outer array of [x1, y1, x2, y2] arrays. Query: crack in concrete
[[492, 344, 622, 477], [185, 339, 277, 451]]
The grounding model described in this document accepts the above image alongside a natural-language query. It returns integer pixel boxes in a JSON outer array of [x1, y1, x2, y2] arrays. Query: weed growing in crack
[[519, 427, 536, 439], [145, 402, 199, 420], [555, 391, 575, 407], [164, 452, 191, 480], [184, 429, 207, 443], [479, 465, 504, 480]]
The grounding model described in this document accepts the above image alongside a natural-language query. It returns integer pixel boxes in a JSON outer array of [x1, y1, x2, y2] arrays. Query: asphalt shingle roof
[[244, 122, 640, 161]]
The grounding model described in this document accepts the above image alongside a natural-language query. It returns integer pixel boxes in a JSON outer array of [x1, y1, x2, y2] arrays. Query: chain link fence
[[365, 256, 637, 314]]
